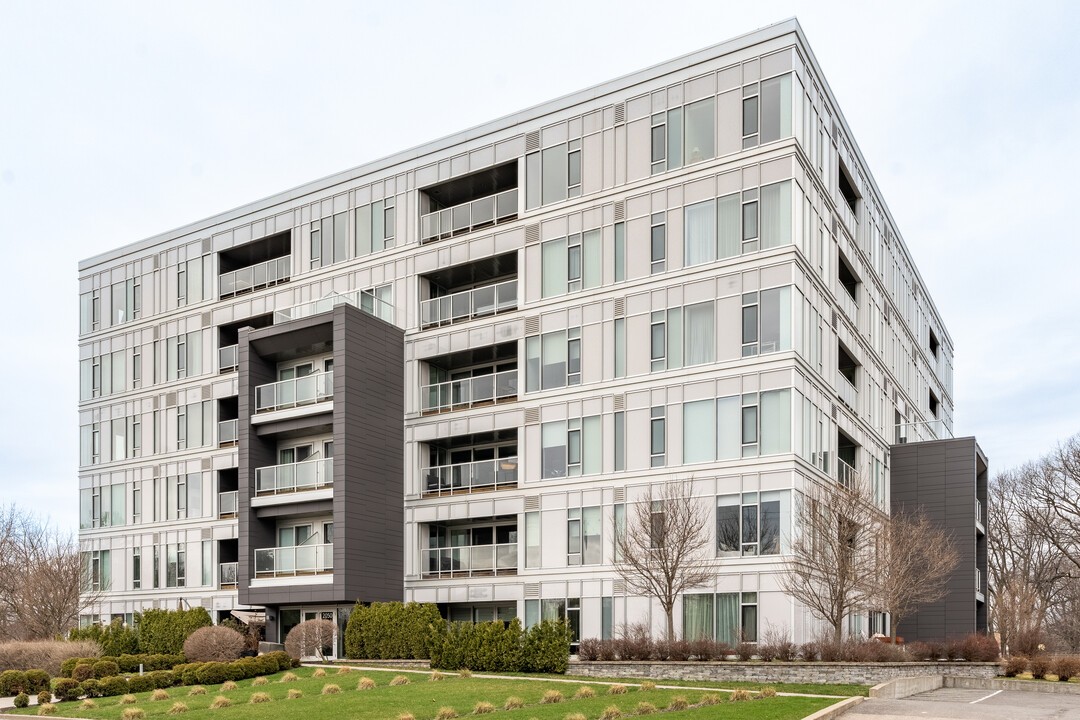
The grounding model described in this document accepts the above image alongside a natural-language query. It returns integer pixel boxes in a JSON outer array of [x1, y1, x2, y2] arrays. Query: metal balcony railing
[[218, 491, 238, 519], [255, 458, 333, 496], [421, 370, 517, 414], [422, 542, 518, 578], [421, 188, 518, 244], [274, 289, 393, 325], [254, 543, 333, 578], [219, 256, 291, 299], [218, 419, 238, 447], [219, 344, 238, 372], [837, 458, 859, 489], [837, 373, 858, 411], [423, 457, 518, 496], [254, 372, 333, 413], [219, 562, 238, 588], [420, 279, 517, 329]]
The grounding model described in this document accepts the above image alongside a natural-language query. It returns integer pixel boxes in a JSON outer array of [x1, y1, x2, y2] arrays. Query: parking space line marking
[[969, 689, 1002, 704]]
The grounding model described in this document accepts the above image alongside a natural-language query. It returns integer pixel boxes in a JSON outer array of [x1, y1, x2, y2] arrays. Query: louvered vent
[[524, 315, 541, 335], [153, 532, 160, 544], [202, 237, 211, 255], [524, 583, 540, 598], [831, 403, 838, 420], [613, 580, 627, 596], [201, 384, 211, 400], [525, 131, 541, 152], [613, 200, 625, 222], [524, 496, 540, 511], [153, 254, 160, 270], [613, 487, 626, 503], [525, 224, 541, 244], [201, 527, 213, 540], [524, 407, 540, 425], [613, 102, 626, 125], [165, 391, 177, 407], [613, 394, 625, 411], [613, 297, 625, 317], [202, 311, 212, 327], [831, 309, 837, 329], [201, 457, 211, 471], [832, 216, 839, 237]]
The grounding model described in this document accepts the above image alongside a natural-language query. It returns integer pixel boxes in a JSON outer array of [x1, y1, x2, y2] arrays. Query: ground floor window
[[277, 606, 343, 658], [445, 603, 516, 624], [683, 592, 757, 645]]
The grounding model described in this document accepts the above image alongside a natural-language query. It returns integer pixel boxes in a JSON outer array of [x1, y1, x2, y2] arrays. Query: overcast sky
[[1, 0, 1078, 532]]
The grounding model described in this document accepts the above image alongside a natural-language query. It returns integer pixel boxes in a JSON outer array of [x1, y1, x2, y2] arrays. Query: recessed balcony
[[218, 490, 238, 519], [422, 456, 518, 497], [219, 561, 238, 589], [218, 419, 238, 447], [254, 543, 333, 578], [255, 457, 333, 496], [422, 543, 518, 579], [420, 279, 517, 329], [219, 257, 290, 299], [254, 373, 333, 414], [421, 370, 518, 414], [421, 188, 518, 244]]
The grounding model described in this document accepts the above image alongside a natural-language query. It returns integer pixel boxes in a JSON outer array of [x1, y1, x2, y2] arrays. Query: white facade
[[77, 19, 954, 646]]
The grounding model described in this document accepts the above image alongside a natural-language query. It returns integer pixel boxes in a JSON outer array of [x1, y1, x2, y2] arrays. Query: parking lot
[[845, 687, 1080, 719]]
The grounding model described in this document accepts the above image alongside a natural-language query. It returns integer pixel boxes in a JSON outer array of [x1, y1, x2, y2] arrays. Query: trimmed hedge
[[428, 619, 572, 673], [25, 670, 51, 694], [53, 678, 81, 702], [344, 602, 443, 660], [62, 654, 184, 678], [70, 619, 139, 657], [0, 670, 27, 696], [138, 608, 212, 655]]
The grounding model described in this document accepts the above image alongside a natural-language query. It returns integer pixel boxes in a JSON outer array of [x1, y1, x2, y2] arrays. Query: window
[[742, 287, 791, 356], [929, 390, 940, 418], [717, 491, 789, 557], [602, 597, 613, 640], [310, 211, 349, 269], [79, 423, 100, 466], [682, 400, 716, 464], [650, 98, 715, 174], [355, 199, 395, 257], [649, 500, 664, 549], [177, 402, 213, 450], [614, 318, 626, 379], [684, 391, 791, 464], [684, 200, 717, 266], [166, 474, 202, 521], [542, 230, 601, 297], [176, 258, 209, 307], [80, 350, 126, 400], [526, 141, 580, 209], [742, 73, 792, 149], [740, 592, 758, 642], [153, 545, 160, 589], [650, 407, 666, 467], [525, 511, 540, 568], [524, 597, 581, 648], [80, 290, 100, 334], [166, 543, 185, 588], [613, 503, 625, 562], [614, 411, 625, 472], [525, 329, 581, 391], [653, 302, 714, 372], [202, 540, 212, 587], [683, 594, 714, 641], [567, 506, 602, 565], [155, 331, 202, 383], [111, 278, 142, 322], [541, 416, 600, 479], [614, 222, 625, 282], [650, 213, 666, 273], [132, 484, 141, 524], [929, 328, 940, 359], [132, 547, 141, 590], [83, 550, 111, 592], [544, 144, 568, 204]]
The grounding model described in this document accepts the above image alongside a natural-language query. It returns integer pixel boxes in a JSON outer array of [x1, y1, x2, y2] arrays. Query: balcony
[[837, 373, 857, 411], [219, 256, 291, 299], [836, 198, 858, 241], [219, 491, 238, 519], [421, 370, 517, 414], [421, 188, 518, 244], [421, 279, 517, 329], [896, 419, 954, 444], [219, 562, 238, 589], [976, 500, 985, 533], [976, 567, 984, 599], [837, 285, 858, 326], [255, 372, 333, 413], [837, 457, 859, 489], [273, 290, 393, 325], [256, 458, 333, 496], [422, 543, 518, 579], [423, 457, 518, 497], [218, 419, 238, 447], [219, 344, 238, 372], [254, 543, 333, 578]]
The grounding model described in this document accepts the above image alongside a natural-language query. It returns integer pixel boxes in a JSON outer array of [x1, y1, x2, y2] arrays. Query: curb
[[944, 676, 1080, 695], [800, 696, 863, 720], [869, 675, 942, 699]]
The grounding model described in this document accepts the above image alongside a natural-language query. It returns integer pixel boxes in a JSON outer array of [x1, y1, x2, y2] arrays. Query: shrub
[[699, 693, 722, 705], [37, 691, 52, 705], [13, 693, 29, 708], [75, 619, 139, 658], [573, 686, 595, 699], [120, 709, 145, 720], [635, 701, 656, 714], [615, 623, 653, 661], [265, 651, 293, 672], [523, 620, 573, 673], [760, 686, 778, 698], [730, 689, 753, 702], [280, 672, 298, 683], [577, 638, 601, 661], [252, 677, 268, 686], [80, 679, 103, 698], [287, 689, 303, 699], [959, 633, 1000, 662], [904, 641, 932, 661], [72, 663, 94, 683], [182, 626, 246, 664], [151, 689, 170, 701], [178, 664, 201, 686], [127, 675, 155, 693], [1030, 655, 1052, 679], [80, 699, 97, 710], [343, 603, 444, 660], [503, 697, 524, 710], [799, 641, 819, 662], [735, 642, 755, 661], [599, 705, 621, 720], [1054, 656, 1080, 682], [52, 678, 81, 702], [668, 696, 688, 711], [220, 681, 238, 691], [0, 642, 100, 678], [101, 677, 129, 697], [312, 668, 327, 678], [37, 703, 57, 716], [118, 694, 137, 705], [358, 677, 375, 690], [473, 701, 494, 714], [195, 662, 227, 686], [435, 708, 458, 720], [1012, 628, 1047, 658], [430, 670, 445, 681], [168, 702, 188, 714], [249, 692, 272, 704], [24, 669, 50, 694], [0, 669, 27, 696], [285, 620, 337, 662], [208, 696, 231, 709], [608, 684, 627, 695], [150, 670, 176, 689], [639, 680, 655, 692], [390, 675, 410, 686], [321, 683, 342, 695], [138, 608, 212, 655], [187, 686, 206, 696], [541, 689, 563, 703], [428, 619, 527, 672]]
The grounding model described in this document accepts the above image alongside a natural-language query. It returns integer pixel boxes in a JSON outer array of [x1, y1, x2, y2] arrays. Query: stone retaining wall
[[567, 661, 999, 685]]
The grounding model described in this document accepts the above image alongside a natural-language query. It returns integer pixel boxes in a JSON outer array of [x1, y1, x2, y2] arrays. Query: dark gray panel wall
[[890, 436, 988, 642]]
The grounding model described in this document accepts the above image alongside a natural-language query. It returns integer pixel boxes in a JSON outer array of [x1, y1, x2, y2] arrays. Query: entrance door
[[300, 609, 336, 660]]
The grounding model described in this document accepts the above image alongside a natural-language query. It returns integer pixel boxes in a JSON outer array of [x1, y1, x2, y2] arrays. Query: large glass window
[[760, 181, 792, 250], [683, 594, 714, 641], [650, 407, 666, 467], [717, 194, 740, 259], [527, 329, 581, 391], [651, 213, 666, 274], [743, 287, 791, 357], [355, 199, 396, 257], [684, 200, 716, 267], [567, 506, 602, 565], [542, 145, 568, 205], [683, 302, 715, 366], [759, 74, 793, 144], [525, 511, 540, 568], [542, 417, 600, 479], [683, 97, 716, 164], [542, 231, 601, 298], [683, 400, 716, 464], [717, 491, 789, 558]]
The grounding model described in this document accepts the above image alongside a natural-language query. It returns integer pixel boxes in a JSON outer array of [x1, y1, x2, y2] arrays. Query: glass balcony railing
[[219, 256, 291, 299], [423, 457, 518, 496], [218, 491, 238, 518], [254, 543, 333, 578], [255, 372, 333, 413], [420, 188, 518, 244], [274, 289, 393, 325], [896, 419, 954, 444], [837, 458, 859, 489], [976, 567, 983, 595], [421, 370, 517, 414], [422, 542, 518, 578], [218, 419, 238, 447], [219, 562, 238, 588], [837, 199, 858, 240], [837, 373, 858, 411], [837, 284, 858, 326], [256, 458, 333, 496], [420, 279, 517, 329], [219, 344, 239, 372], [976, 499, 984, 528]]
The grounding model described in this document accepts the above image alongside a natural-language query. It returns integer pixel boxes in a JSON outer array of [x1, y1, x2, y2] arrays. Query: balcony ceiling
[[424, 251, 517, 290], [422, 161, 517, 208]]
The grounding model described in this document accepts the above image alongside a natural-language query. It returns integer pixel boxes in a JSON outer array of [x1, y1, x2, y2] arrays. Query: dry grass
[[635, 702, 657, 715], [151, 689, 170, 701], [608, 684, 627, 695], [36, 705, 56, 718], [357, 677, 376, 690], [167, 702, 188, 715], [760, 686, 778, 698], [472, 701, 494, 714], [312, 668, 327, 678], [390, 675, 410, 686], [459, 669, 473, 678], [252, 676, 269, 686], [699, 693, 722, 706], [668, 697, 689, 711], [729, 689, 753, 702], [220, 681, 239, 692], [120, 709, 145, 720], [0, 640, 100, 676], [397, 715, 416, 720], [321, 683, 342, 695], [208, 696, 231, 709], [599, 706, 621, 720], [541, 689, 563, 704], [564, 714, 586, 720], [249, 692, 272, 704], [336, 667, 353, 675], [187, 686, 206, 696], [280, 672, 299, 683], [503, 697, 525, 710], [435, 707, 458, 720], [118, 695, 137, 706], [430, 670, 445, 681], [639, 681, 656, 692], [287, 689, 303, 700], [80, 700, 98, 710], [573, 686, 595, 699]]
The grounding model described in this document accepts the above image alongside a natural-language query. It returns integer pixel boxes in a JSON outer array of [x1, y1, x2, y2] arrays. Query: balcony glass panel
[[219, 256, 290, 299], [422, 457, 518, 496], [274, 289, 393, 325], [420, 280, 517, 329], [256, 458, 333, 495], [219, 562, 238, 587], [254, 543, 333, 577], [255, 372, 333, 413], [420, 370, 517, 413], [420, 188, 518, 243], [218, 419, 238, 446], [218, 491, 238, 517], [837, 373, 857, 411], [422, 542, 518, 578], [219, 345, 238, 371]]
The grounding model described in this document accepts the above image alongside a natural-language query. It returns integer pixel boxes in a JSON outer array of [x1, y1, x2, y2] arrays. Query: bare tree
[[612, 479, 720, 641], [1020, 435, 1080, 576], [869, 507, 959, 643], [284, 618, 337, 661], [778, 477, 881, 643], [0, 505, 98, 640]]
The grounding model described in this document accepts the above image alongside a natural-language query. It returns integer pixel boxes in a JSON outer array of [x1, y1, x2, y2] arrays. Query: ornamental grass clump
[[729, 689, 752, 702], [151, 689, 170, 701], [472, 701, 494, 714], [430, 670, 445, 681], [336, 667, 353, 675], [541, 689, 563, 703], [398, 715, 415, 720], [760, 686, 778, 698], [459, 669, 472, 678], [36, 704, 57, 717], [357, 677, 376, 690], [608, 684, 627, 695], [639, 681, 656, 692], [188, 686, 206, 696], [564, 714, 586, 720], [390, 675, 410, 686], [599, 705, 621, 720], [699, 693, 722, 706], [118, 694, 137, 705], [435, 707, 458, 720], [668, 697, 689, 711], [252, 676, 269, 686], [220, 681, 238, 691], [280, 672, 299, 683], [208, 696, 231, 709], [312, 668, 327, 678], [287, 689, 303, 700], [321, 683, 342, 695], [503, 697, 525, 710], [120, 709, 145, 720], [573, 686, 595, 699], [168, 702, 188, 714], [635, 702, 656, 715], [80, 700, 98, 711], [249, 692, 272, 704]]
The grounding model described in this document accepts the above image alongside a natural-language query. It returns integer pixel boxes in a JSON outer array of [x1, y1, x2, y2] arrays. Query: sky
[[1, 0, 1078, 532]]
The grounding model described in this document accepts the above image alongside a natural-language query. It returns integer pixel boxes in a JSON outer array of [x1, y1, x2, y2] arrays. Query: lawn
[[14, 667, 843, 720], [461, 671, 868, 697]]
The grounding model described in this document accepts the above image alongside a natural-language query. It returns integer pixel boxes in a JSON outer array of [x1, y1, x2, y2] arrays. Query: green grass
[[462, 671, 868, 697], [11, 667, 842, 720]]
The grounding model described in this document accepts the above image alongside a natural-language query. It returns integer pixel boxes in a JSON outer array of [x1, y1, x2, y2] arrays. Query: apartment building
[[77, 18, 965, 655]]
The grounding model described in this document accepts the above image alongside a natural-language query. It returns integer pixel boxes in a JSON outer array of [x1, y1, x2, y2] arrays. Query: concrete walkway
[[844, 687, 1080, 719]]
